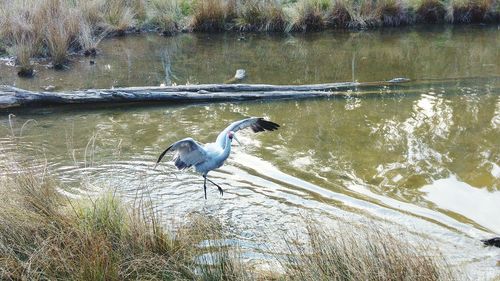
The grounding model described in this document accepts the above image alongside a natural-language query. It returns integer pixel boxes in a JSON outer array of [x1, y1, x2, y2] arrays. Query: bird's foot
[[218, 186, 224, 196]]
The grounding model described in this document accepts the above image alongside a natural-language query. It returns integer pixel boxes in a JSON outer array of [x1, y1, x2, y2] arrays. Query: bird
[[154, 117, 280, 199], [481, 237, 500, 248]]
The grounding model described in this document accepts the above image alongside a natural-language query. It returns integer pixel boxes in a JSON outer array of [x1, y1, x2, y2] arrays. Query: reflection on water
[[0, 26, 499, 91], [0, 26, 499, 278], [422, 176, 500, 234]]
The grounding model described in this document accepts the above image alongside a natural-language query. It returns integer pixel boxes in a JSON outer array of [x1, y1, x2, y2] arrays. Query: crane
[[154, 117, 280, 199]]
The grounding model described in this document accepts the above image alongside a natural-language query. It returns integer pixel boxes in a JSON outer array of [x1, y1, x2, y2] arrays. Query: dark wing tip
[[156, 144, 173, 164], [482, 237, 500, 247], [251, 118, 280, 133]]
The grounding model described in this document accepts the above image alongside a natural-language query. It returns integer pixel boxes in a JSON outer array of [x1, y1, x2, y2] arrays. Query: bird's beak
[[233, 135, 242, 146]]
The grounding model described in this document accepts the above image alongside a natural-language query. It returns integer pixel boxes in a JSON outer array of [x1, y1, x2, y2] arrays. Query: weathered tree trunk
[[0, 79, 410, 109]]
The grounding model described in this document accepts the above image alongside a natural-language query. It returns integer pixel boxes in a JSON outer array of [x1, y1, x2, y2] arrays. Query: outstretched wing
[[216, 117, 280, 147], [155, 138, 207, 170]]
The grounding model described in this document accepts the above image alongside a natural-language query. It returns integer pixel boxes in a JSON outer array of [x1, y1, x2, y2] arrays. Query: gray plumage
[[155, 117, 280, 199]]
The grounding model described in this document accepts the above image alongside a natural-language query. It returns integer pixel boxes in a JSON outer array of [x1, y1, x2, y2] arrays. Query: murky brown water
[[1, 25, 499, 278]]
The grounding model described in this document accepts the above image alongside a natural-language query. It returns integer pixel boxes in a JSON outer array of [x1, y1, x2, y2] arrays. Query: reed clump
[[236, 0, 288, 32], [100, 0, 137, 35], [325, 0, 352, 28], [287, 0, 329, 31], [415, 0, 447, 23], [447, 0, 498, 23], [148, 0, 183, 35], [0, 150, 248, 280], [282, 222, 457, 281], [376, 0, 414, 26], [190, 0, 229, 31]]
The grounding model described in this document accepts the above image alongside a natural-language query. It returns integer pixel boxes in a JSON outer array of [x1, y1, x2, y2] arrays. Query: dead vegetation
[[281, 222, 458, 281]]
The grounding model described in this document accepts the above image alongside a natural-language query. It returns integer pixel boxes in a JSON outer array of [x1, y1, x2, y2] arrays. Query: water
[[1, 25, 499, 278]]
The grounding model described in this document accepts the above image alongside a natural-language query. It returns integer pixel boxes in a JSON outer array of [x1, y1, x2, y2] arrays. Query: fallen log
[[0, 79, 410, 109]]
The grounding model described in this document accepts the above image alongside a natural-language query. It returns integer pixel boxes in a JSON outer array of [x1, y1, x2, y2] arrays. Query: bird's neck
[[217, 136, 232, 161]]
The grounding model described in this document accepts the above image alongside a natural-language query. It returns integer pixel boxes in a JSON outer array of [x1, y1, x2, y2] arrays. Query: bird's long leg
[[206, 177, 224, 196], [203, 176, 207, 200]]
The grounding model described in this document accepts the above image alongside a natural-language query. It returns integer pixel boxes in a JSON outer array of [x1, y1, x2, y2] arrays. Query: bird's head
[[227, 131, 242, 145]]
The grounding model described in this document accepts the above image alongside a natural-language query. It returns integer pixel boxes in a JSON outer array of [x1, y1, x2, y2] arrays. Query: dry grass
[[415, 0, 447, 23], [376, 0, 414, 26], [43, 2, 77, 68], [0, 0, 44, 76], [148, 0, 183, 35], [101, 0, 137, 35], [282, 222, 457, 281], [287, 0, 329, 32], [326, 0, 352, 28], [9, 34, 35, 76], [0, 145, 249, 280], [346, 0, 381, 28], [190, 0, 229, 31], [236, 0, 288, 32], [447, 0, 497, 23], [79, 18, 108, 56]]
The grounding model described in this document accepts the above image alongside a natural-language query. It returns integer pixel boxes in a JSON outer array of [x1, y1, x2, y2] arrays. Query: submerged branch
[[0, 79, 410, 109]]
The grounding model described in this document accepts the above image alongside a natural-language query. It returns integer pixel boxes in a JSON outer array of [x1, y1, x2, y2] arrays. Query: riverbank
[[0, 141, 456, 280], [0, 0, 498, 77]]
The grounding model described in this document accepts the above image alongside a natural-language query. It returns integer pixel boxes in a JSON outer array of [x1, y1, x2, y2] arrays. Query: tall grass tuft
[[101, 0, 137, 35], [282, 222, 456, 281], [0, 0, 44, 76], [78, 18, 107, 56], [326, 0, 352, 28], [376, 0, 414, 26], [236, 0, 287, 32], [287, 0, 329, 32], [132, 0, 147, 23], [148, 0, 183, 35], [10, 34, 36, 77], [415, 0, 446, 23], [40, 0, 83, 68], [45, 19, 71, 68], [78, 0, 106, 27], [447, 0, 497, 23], [347, 0, 380, 28], [190, 0, 229, 31]]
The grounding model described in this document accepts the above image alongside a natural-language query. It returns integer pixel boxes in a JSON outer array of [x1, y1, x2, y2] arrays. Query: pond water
[[1, 25, 499, 278]]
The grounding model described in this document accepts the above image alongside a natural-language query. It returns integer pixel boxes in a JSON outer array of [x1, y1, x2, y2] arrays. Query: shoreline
[[0, 0, 498, 76]]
